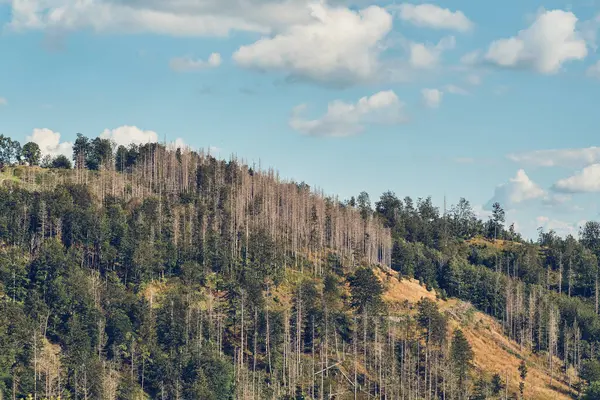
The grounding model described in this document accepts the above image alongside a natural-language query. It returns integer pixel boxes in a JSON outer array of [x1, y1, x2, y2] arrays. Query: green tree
[[472, 377, 489, 400], [491, 373, 505, 395], [584, 381, 600, 400], [375, 191, 402, 229], [73, 133, 90, 169], [115, 145, 128, 172], [450, 197, 476, 238], [451, 329, 474, 395], [518, 359, 528, 380], [51, 154, 73, 169], [86, 137, 113, 170], [491, 202, 505, 240], [357, 191, 372, 220], [582, 360, 600, 383], [518, 359, 528, 399], [417, 298, 447, 345], [0, 134, 21, 167], [21, 142, 41, 166], [348, 267, 383, 313]]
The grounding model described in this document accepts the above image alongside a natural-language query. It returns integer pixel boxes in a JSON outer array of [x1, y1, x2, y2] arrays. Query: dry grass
[[378, 268, 575, 400], [466, 236, 522, 250]]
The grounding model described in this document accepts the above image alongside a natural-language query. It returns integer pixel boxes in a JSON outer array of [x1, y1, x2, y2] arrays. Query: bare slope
[[376, 268, 575, 400]]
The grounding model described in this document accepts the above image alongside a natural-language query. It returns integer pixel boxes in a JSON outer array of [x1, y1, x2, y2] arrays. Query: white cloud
[[409, 36, 455, 69], [169, 53, 222, 71], [173, 138, 186, 148], [580, 14, 600, 51], [26, 128, 73, 159], [542, 193, 572, 206], [552, 164, 600, 193], [472, 204, 492, 220], [99, 125, 159, 147], [508, 146, 600, 168], [587, 61, 600, 78], [233, 3, 393, 85], [421, 88, 443, 108], [289, 90, 406, 137], [535, 216, 583, 237], [100, 126, 187, 149], [208, 145, 221, 155], [0, 97, 7, 106], [444, 84, 469, 95], [484, 10, 588, 74], [394, 3, 473, 32], [26, 126, 190, 159], [460, 50, 480, 65], [6, 0, 316, 37], [485, 169, 545, 210]]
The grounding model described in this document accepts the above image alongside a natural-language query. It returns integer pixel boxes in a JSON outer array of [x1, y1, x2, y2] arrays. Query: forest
[[1, 133, 600, 399]]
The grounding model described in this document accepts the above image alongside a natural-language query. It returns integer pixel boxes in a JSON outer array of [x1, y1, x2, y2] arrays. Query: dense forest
[[2, 134, 600, 399]]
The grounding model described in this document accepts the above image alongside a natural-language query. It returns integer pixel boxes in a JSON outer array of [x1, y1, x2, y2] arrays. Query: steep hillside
[[376, 267, 575, 400], [2, 142, 600, 399]]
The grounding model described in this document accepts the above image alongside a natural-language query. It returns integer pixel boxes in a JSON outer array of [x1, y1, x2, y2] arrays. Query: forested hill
[[2, 135, 600, 399]]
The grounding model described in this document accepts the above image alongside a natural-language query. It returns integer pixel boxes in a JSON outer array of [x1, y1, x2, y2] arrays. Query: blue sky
[[1, 0, 600, 240]]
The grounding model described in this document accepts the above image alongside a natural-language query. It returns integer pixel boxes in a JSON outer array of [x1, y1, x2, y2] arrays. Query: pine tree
[[451, 329, 474, 399]]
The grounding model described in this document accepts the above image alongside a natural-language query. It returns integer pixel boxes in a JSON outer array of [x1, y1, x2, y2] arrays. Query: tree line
[[1, 131, 600, 399]]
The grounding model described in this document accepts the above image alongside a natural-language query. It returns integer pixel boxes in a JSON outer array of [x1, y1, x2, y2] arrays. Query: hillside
[[376, 268, 574, 400], [1, 138, 600, 399]]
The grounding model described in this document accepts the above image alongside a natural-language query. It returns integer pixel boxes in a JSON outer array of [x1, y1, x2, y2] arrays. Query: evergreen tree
[[491, 373, 505, 395], [451, 329, 474, 396]]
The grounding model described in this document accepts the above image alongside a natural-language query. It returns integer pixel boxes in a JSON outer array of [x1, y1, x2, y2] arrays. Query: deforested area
[[0, 135, 600, 399]]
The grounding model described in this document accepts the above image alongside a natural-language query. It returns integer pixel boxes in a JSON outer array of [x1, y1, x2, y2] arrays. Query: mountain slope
[[377, 267, 575, 400]]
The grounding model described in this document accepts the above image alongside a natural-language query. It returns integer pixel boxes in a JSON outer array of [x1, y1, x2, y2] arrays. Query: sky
[[1, 0, 600, 240]]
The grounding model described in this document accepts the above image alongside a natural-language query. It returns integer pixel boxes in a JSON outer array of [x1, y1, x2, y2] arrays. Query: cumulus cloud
[[542, 193, 572, 206], [26, 128, 73, 159], [409, 36, 455, 69], [394, 3, 473, 32], [472, 204, 492, 220], [421, 88, 443, 108], [99, 125, 159, 147], [535, 216, 585, 237], [169, 53, 222, 71], [484, 10, 588, 74], [508, 146, 600, 168], [6, 0, 317, 37], [289, 90, 406, 137], [24, 125, 189, 160], [484, 169, 545, 210], [233, 3, 393, 85], [587, 61, 600, 78], [552, 164, 600, 193]]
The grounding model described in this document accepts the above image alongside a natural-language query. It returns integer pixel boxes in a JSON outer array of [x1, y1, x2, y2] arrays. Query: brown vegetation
[[378, 268, 574, 400]]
